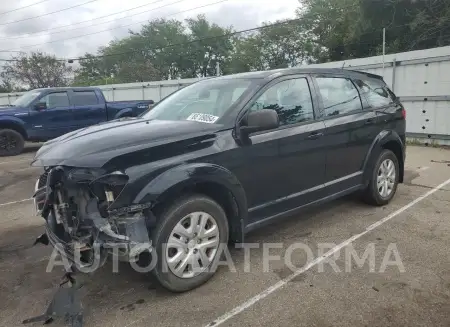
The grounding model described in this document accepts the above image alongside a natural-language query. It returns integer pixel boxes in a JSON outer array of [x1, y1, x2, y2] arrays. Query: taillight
[[401, 108, 406, 119]]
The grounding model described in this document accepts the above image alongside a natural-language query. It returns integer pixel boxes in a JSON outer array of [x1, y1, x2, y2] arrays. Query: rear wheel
[[0, 129, 24, 156], [363, 149, 399, 206], [151, 194, 229, 292]]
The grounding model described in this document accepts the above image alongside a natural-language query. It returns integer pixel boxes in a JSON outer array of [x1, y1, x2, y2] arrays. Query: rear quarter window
[[72, 91, 99, 106], [354, 79, 395, 108], [315, 77, 362, 117]]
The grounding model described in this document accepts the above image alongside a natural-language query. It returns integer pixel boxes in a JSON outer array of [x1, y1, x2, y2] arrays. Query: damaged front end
[[28, 167, 153, 326], [33, 166, 153, 271]]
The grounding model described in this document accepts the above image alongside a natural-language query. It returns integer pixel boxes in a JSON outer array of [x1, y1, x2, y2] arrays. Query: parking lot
[[0, 144, 449, 327]]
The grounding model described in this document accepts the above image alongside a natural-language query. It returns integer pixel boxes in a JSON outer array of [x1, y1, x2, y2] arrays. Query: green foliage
[[3, 0, 448, 89], [0, 52, 72, 90], [297, 0, 450, 61], [72, 0, 450, 85]]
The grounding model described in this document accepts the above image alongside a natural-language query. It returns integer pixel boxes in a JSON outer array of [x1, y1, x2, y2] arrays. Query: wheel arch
[[363, 130, 405, 184], [114, 107, 133, 119], [134, 163, 248, 243], [0, 119, 27, 139]]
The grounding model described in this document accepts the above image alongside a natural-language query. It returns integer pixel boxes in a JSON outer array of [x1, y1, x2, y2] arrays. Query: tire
[[151, 194, 229, 292], [363, 149, 399, 206], [0, 129, 25, 156]]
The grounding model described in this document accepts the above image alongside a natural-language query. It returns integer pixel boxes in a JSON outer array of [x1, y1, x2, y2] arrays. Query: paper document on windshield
[[186, 113, 219, 124]]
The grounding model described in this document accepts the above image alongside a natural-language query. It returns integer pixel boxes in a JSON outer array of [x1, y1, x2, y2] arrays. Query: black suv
[[32, 68, 406, 292]]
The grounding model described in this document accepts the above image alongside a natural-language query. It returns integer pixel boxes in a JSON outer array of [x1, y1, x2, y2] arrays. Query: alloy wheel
[[377, 158, 396, 198], [166, 211, 220, 278], [0, 133, 17, 152]]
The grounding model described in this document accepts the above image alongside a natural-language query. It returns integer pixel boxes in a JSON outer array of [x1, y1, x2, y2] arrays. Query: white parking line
[[0, 198, 32, 207], [200, 176, 450, 327], [0, 159, 32, 165]]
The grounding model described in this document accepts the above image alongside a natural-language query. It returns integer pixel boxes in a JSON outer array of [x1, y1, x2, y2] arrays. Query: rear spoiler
[[347, 69, 385, 81]]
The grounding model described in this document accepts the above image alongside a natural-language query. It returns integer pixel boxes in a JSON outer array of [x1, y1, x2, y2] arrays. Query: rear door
[[312, 75, 377, 193], [70, 90, 106, 130], [28, 91, 73, 139], [241, 75, 327, 223]]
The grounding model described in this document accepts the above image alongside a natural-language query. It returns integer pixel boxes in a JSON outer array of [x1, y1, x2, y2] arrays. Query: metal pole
[[391, 58, 397, 91], [382, 28, 386, 77], [216, 62, 220, 76]]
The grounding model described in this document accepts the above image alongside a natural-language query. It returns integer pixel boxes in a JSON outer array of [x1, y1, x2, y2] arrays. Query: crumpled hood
[[32, 117, 221, 168]]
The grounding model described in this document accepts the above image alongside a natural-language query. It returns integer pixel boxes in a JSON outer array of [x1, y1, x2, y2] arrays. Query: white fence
[[0, 77, 203, 106], [307, 46, 450, 145], [1, 46, 449, 144]]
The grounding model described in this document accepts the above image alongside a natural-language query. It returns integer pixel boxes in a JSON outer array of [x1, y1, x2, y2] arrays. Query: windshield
[[142, 78, 255, 123], [11, 90, 41, 107]]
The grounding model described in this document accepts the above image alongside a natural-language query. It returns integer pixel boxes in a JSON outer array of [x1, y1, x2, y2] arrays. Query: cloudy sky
[[0, 0, 300, 60]]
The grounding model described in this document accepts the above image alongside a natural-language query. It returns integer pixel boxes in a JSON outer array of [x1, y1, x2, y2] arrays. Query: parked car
[[0, 87, 154, 156], [32, 68, 405, 292]]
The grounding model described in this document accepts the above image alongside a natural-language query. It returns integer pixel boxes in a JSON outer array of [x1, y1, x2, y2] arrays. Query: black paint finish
[[32, 68, 406, 242]]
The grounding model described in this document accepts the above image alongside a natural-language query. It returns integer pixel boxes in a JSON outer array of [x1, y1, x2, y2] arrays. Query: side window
[[72, 91, 99, 106], [250, 78, 314, 126], [315, 77, 362, 117], [40, 92, 70, 108], [354, 79, 393, 108]]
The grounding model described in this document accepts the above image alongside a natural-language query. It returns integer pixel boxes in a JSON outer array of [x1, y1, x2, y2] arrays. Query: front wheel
[[151, 195, 229, 292], [363, 149, 399, 206], [0, 129, 25, 156]]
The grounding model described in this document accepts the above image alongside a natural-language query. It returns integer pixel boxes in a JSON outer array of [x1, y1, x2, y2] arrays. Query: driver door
[[29, 91, 74, 140], [233, 76, 327, 226]]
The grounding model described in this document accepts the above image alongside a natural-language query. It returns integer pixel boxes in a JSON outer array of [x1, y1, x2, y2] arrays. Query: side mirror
[[240, 109, 279, 136], [34, 102, 47, 110]]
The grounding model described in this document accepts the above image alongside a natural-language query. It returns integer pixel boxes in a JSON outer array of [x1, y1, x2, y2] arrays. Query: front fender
[[134, 163, 247, 207], [0, 115, 26, 126], [0, 116, 27, 136], [114, 108, 133, 119], [132, 163, 248, 239], [362, 129, 405, 183]]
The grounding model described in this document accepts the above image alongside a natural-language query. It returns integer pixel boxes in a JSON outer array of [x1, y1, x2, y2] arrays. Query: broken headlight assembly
[[34, 166, 152, 272]]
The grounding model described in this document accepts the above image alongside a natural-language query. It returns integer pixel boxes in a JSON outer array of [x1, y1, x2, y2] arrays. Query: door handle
[[364, 119, 375, 125], [308, 132, 324, 139]]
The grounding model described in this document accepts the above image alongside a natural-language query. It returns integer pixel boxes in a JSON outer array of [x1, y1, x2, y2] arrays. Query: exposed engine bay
[[33, 166, 153, 271]]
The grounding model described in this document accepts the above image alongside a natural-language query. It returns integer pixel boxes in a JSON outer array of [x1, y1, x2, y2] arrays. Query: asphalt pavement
[[0, 144, 449, 327]]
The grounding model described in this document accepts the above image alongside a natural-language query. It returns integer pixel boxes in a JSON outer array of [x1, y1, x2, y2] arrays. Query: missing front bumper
[[33, 170, 153, 269]]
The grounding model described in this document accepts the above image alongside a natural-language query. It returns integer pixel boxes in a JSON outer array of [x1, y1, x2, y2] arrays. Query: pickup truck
[[0, 87, 154, 156]]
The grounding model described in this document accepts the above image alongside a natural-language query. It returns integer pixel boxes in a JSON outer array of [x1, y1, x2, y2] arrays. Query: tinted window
[[72, 91, 99, 106], [40, 92, 70, 108], [354, 79, 394, 108], [316, 77, 362, 117], [251, 78, 314, 126]]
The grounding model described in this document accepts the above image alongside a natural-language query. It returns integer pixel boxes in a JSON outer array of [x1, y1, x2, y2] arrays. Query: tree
[[72, 0, 450, 85], [0, 77, 14, 93], [74, 15, 236, 83], [0, 52, 72, 90], [226, 20, 318, 74], [297, 0, 450, 62], [184, 15, 234, 77]]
